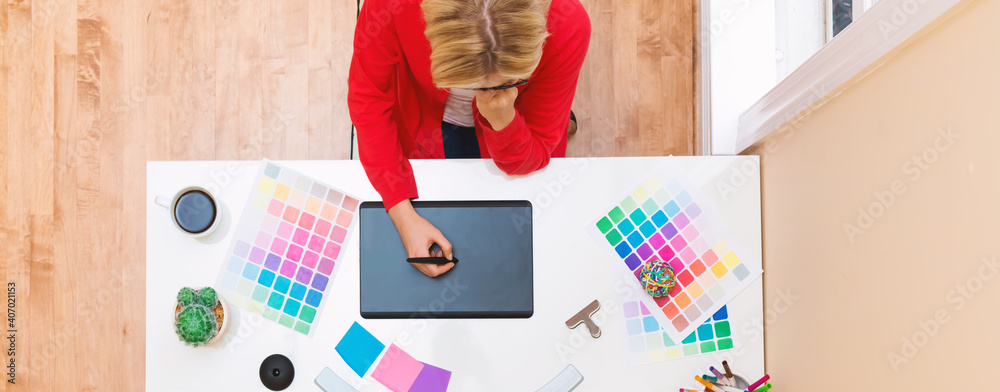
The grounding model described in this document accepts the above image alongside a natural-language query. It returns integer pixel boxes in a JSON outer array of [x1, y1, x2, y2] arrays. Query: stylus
[[406, 256, 459, 265]]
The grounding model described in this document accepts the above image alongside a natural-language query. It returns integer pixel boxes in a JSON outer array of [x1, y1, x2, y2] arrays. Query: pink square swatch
[[314, 219, 332, 237], [330, 225, 347, 243], [280, 260, 297, 278], [276, 221, 294, 239], [292, 228, 309, 246], [308, 234, 325, 253], [317, 257, 335, 275], [302, 252, 319, 269], [324, 242, 341, 259], [371, 344, 424, 392]]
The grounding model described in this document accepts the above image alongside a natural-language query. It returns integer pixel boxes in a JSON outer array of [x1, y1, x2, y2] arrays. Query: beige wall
[[748, 0, 1000, 389]]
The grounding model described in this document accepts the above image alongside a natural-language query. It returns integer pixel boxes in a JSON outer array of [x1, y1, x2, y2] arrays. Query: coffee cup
[[155, 186, 221, 238]]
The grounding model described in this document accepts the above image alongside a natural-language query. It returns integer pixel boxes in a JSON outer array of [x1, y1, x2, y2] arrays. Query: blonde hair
[[422, 0, 550, 88]]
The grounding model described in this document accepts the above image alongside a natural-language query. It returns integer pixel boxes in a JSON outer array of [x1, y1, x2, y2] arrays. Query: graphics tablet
[[359, 200, 533, 318]]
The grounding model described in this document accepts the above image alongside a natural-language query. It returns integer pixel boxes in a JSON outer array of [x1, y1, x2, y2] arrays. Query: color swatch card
[[623, 301, 735, 366], [589, 160, 761, 342], [216, 160, 361, 336]]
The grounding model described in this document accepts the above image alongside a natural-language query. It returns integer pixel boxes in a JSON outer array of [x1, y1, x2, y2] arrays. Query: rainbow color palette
[[215, 160, 360, 336], [590, 161, 761, 342], [622, 301, 735, 366]]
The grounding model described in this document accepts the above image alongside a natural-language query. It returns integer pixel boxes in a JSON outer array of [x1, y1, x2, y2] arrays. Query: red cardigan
[[348, 0, 591, 209]]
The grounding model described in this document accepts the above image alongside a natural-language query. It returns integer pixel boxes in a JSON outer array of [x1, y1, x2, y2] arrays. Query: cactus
[[174, 287, 221, 347]]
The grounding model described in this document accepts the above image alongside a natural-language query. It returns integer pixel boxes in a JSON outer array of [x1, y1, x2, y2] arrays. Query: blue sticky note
[[335, 322, 386, 377]]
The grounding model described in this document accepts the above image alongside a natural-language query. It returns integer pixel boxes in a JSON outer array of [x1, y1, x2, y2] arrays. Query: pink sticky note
[[371, 344, 424, 392]]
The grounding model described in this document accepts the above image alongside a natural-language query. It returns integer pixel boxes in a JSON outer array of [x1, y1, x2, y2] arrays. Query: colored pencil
[[710, 366, 726, 380], [752, 384, 772, 392], [722, 361, 733, 378], [701, 375, 718, 383], [695, 375, 717, 391], [746, 375, 770, 391]]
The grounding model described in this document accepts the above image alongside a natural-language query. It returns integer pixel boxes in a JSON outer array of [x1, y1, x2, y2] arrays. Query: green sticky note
[[641, 199, 659, 215], [252, 286, 269, 303], [596, 217, 613, 234], [609, 207, 625, 224], [237, 279, 254, 296], [267, 292, 285, 310], [299, 305, 317, 323], [715, 321, 731, 338], [629, 209, 646, 225], [662, 332, 676, 347], [295, 176, 311, 191], [645, 333, 661, 349], [700, 341, 717, 353], [294, 321, 311, 335], [605, 229, 623, 246], [718, 338, 734, 350], [279, 314, 295, 328], [621, 197, 637, 213]]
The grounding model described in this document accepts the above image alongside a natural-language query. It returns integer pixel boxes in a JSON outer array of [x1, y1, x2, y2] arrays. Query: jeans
[[441, 121, 481, 159]]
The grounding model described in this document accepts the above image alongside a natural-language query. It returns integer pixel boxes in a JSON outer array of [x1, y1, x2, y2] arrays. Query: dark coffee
[[174, 190, 217, 234]]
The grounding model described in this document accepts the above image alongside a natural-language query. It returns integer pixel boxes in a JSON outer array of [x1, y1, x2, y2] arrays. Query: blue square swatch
[[335, 322, 386, 377], [638, 221, 656, 238], [713, 305, 729, 321], [664, 201, 681, 217], [258, 269, 276, 287], [615, 242, 632, 258], [626, 231, 644, 248], [273, 276, 291, 294], [289, 283, 307, 301], [651, 210, 668, 227], [264, 162, 281, 178], [642, 316, 659, 332], [305, 289, 323, 307], [617, 219, 635, 236]]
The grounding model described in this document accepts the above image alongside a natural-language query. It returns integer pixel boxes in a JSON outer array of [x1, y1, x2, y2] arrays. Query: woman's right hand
[[388, 200, 455, 278]]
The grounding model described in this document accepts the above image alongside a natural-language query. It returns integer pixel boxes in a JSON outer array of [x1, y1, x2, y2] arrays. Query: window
[[704, 0, 960, 154]]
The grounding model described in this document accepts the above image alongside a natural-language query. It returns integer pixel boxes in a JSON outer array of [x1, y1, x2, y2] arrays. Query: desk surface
[[146, 157, 763, 391]]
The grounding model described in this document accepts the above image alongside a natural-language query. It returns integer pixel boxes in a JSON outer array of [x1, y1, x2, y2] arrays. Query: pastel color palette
[[215, 160, 360, 336], [589, 161, 762, 342], [621, 301, 735, 366]]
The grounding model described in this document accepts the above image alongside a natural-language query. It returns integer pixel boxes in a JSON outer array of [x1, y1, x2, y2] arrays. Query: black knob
[[259, 354, 294, 391]]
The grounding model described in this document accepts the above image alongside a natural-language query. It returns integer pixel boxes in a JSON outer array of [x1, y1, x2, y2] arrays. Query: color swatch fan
[[215, 160, 361, 335], [622, 301, 735, 366], [589, 160, 761, 342]]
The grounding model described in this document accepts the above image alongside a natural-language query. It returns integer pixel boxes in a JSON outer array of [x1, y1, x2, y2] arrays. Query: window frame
[[703, 0, 969, 154]]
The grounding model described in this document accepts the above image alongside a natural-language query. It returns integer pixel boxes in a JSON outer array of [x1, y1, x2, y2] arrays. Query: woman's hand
[[388, 200, 455, 277], [475, 87, 519, 131]]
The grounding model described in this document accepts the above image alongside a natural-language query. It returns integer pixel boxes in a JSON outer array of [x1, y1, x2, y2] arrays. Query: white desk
[[146, 157, 763, 391]]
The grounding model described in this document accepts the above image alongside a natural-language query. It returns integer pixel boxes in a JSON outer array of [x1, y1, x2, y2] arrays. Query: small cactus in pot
[[173, 287, 227, 347]]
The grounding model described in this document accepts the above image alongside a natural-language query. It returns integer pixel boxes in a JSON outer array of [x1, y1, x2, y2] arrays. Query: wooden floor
[[0, 0, 694, 390]]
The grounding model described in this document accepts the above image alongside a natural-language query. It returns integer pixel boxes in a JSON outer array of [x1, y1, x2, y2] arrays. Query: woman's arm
[[348, 0, 418, 210], [473, 8, 592, 175]]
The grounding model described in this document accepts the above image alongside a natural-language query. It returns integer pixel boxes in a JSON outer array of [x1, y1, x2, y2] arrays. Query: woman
[[348, 0, 591, 277]]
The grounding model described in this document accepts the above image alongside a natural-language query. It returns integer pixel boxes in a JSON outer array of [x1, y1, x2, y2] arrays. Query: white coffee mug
[[155, 186, 221, 238]]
